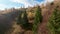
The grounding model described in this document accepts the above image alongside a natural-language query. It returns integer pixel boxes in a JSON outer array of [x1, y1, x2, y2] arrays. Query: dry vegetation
[[0, 0, 60, 34]]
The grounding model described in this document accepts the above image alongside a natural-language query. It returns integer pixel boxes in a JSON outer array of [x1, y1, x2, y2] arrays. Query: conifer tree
[[32, 6, 42, 34], [21, 10, 30, 30], [47, 7, 60, 34], [17, 9, 33, 30], [17, 11, 23, 25]]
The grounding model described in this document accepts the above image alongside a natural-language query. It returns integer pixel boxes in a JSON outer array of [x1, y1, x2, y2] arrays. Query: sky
[[0, 0, 54, 10]]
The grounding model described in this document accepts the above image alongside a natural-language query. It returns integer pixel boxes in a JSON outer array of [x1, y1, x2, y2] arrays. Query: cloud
[[0, 0, 54, 10], [0, 4, 14, 10], [0, 4, 7, 10], [10, 0, 43, 7], [10, 0, 54, 8], [10, 0, 32, 7], [0, 4, 18, 10]]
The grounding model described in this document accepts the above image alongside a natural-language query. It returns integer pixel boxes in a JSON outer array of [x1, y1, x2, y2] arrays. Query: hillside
[[38, 0, 60, 34], [0, 0, 60, 34]]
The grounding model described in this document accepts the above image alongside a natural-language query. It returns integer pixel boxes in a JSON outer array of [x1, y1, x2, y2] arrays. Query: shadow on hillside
[[0, 10, 22, 34]]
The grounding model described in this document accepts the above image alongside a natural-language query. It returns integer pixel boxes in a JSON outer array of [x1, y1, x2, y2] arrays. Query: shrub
[[47, 8, 60, 34]]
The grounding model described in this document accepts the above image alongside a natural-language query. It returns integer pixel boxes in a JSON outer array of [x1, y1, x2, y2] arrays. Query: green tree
[[17, 9, 33, 34], [17, 11, 23, 25], [21, 10, 31, 30], [47, 7, 60, 34], [32, 6, 42, 34], [17, 10, 30, 30]]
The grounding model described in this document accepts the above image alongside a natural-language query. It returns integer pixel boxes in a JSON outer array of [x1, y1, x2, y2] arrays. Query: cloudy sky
[[0, 0, 54, 10]]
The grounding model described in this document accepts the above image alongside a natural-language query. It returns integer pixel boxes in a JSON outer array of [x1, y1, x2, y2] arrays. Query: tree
[[17, 9, 30, 30], [47, 7, 60, 34], [17, 11, 23, 25], [32, 6, 42, 34], [17, 9, 33, 34], [21, 10, 32, 30]]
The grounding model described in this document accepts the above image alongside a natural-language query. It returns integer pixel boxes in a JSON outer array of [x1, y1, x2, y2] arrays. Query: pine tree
[[17, 11, 23, 25], [47, 7, 60, 34], [21, 10, 30, 30], [17, 9, 33, 30], [32, 6, 42, 34]]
